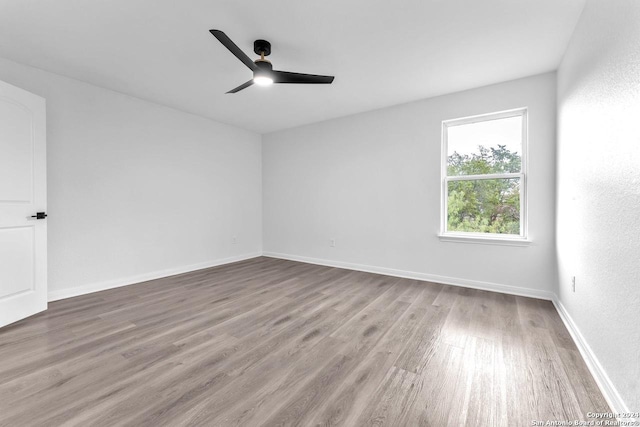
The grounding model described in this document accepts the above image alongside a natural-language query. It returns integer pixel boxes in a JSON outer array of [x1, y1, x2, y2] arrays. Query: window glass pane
[[447, 178, 520, 234], [447, 115, 522, 176]]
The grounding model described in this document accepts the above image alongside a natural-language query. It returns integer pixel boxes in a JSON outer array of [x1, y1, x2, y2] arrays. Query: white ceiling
[[0, 0, 585, 134]]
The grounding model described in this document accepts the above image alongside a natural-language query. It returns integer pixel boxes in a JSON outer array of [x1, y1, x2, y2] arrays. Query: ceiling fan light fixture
[[253, 75, 273, 86], [254, 59, 274, 86]]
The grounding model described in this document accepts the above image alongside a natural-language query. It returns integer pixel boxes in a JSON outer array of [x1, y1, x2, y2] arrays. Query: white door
[[0, 80, 47, 328]]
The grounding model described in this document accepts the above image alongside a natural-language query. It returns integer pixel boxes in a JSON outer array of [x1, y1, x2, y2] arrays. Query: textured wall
[[264, 73, 558, 296], [0, 57, 262, 296], [557, 0, 640, 411]]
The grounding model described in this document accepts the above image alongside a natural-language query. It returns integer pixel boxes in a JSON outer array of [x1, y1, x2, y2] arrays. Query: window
[[441, 108, 528, 243]]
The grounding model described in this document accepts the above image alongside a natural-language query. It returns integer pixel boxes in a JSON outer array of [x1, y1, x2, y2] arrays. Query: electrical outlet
[[232, 235, 237, 245], [571, 276, 576, 292], [330, 238, 336, 248]]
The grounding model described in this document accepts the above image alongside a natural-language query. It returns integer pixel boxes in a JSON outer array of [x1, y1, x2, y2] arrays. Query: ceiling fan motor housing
[[254, 39, 271, 56], [254, 60, 273, 78]]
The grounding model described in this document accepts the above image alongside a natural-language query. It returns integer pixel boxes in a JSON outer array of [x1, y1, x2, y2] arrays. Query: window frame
[[439, 108, 529, 245]]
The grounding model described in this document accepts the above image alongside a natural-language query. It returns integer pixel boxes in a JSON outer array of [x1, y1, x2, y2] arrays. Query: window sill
[[438, 233, 531, 246]]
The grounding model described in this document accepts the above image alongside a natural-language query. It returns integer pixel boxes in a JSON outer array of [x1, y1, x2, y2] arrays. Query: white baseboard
[[262, 251, 554, 301], [47, 252, 263, 302], [552, 298, 631, 418]]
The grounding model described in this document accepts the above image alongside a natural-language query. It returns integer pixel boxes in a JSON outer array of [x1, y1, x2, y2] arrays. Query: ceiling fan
[[209, 30, 335, 94]]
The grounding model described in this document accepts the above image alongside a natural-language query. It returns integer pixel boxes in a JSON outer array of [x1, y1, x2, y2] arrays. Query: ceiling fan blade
[[272, 70, 335, 84], [210, 29, 257, 71], [226, 79, 254, 94]]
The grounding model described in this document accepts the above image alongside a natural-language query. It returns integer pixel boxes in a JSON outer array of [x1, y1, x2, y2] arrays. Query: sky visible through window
[[447, 115, 522, 160]]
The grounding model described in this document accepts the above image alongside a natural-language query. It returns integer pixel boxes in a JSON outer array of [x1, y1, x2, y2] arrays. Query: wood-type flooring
[[0, 257, 610, 426]]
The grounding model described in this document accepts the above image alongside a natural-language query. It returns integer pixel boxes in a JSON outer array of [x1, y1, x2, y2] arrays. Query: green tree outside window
[[447, 145, 521, 234]]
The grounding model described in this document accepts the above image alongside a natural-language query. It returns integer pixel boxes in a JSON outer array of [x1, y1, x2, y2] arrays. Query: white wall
[[557, 0, 640, 412], [263, 73, 557, 297], [0, 57, 262, 298]]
